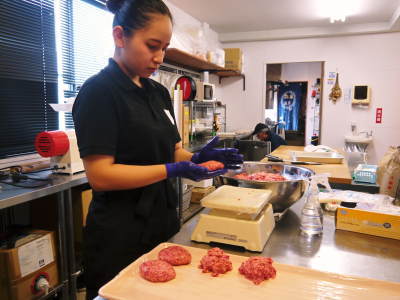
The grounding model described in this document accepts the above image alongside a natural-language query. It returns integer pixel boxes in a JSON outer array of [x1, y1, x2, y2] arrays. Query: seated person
[[251, 123, 287, 152]]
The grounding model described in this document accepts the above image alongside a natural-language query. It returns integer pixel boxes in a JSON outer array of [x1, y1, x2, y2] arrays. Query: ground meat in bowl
[[235, 171, 286, 182]]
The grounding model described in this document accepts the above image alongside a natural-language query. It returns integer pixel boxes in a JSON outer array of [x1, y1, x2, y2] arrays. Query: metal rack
[[0, 171, 88, 300], [188, 101, 227, 140]]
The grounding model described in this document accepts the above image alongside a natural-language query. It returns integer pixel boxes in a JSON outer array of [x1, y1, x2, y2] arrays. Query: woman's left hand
[[191, 136, 243, 169]]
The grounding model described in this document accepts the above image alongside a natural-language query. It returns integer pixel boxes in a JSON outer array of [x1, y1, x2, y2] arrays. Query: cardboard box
[[191, 186, 216, 203], [0, 230, 59, 300], [224, 48, 242, 71], [336, 206, 400, 240]]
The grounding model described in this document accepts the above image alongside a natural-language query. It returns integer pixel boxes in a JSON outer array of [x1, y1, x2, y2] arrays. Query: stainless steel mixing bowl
[[218, 162, 314, 213]]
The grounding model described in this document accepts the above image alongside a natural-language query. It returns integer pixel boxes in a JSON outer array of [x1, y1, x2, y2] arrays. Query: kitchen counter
[[169, 199, 400, 283], [262, 145, 353, 184], [0, 170, 88, 209]]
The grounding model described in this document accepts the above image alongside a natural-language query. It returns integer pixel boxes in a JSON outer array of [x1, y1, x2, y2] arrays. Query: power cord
[[0, 165, 65, 188], [0, 179, 50, 188]]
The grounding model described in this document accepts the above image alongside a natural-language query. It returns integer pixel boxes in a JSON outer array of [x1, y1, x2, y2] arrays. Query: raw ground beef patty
[[139, 260, 176, 282], [199, 160, 224, 171], [158, 245, 192, 266], [199, 247, 232, 277], [238, 256, 276, 285]]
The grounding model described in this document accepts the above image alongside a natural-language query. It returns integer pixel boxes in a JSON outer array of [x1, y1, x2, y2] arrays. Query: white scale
[[191, 185, 275, 252]]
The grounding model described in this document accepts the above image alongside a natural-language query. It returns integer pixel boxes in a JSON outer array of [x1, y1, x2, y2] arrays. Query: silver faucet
[[358, 130, 373, 137]]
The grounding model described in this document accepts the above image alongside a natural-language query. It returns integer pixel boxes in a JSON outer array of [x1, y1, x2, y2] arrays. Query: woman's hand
[[191, 136, 243, 169], [165, 161, 226, 181]]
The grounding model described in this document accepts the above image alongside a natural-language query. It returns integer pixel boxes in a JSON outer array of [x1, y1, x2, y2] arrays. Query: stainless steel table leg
[[57, 191, 69, 300], [65, 188, 77, 300]]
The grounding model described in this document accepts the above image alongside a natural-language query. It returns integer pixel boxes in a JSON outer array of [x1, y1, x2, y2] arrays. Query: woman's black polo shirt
[[72, 58, 181, 165]]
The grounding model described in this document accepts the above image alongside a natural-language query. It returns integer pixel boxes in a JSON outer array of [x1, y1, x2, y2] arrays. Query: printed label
[[206, 231, 237, 241], [18, 234, 54, 277]]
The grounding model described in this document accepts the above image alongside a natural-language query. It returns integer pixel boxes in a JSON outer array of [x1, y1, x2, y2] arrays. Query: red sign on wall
[[376, 108, 382, 124]]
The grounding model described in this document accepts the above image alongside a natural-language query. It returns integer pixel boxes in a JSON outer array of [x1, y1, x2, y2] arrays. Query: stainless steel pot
[[218, 162, 314, 213]]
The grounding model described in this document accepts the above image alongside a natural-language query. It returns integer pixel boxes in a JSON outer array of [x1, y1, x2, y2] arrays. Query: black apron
[[76, 61, 181, 290], [83, 180, 179, 290]]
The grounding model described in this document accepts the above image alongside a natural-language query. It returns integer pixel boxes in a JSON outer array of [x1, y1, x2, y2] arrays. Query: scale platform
[[191, 185, 275, 252]]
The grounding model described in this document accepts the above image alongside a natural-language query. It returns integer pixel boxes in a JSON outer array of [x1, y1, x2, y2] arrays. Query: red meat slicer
[[35, 130, 84, 175]]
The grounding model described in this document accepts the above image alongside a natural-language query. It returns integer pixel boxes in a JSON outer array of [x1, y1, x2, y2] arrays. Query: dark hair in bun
[[106, 0, 125, 14], [106, 0, 172, 35]]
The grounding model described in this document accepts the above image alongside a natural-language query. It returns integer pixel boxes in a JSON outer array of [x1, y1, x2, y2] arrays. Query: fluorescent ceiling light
[[315, 0, 362, 23], [330, 15, 346, 23]]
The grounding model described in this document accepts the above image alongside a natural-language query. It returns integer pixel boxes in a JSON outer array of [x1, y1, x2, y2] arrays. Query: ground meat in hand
[[199, 160, 224, 171]]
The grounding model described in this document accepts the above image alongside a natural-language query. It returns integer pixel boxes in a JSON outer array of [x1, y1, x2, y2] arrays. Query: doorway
[[265, 62, 324, 146]]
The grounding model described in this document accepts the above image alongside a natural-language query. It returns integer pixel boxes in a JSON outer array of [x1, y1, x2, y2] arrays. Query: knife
[[265, 154, 322, 165]]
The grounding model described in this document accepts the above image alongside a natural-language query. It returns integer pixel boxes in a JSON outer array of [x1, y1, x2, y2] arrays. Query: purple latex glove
[[191, 136, 243, 169], [166, 161, 227, 181]]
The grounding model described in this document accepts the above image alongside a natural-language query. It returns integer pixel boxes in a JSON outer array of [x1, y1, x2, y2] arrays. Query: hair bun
[[106, 0, 126, 14]]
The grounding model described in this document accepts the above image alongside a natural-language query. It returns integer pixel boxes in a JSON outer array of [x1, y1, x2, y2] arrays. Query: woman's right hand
[[166, 161, 226, 181]]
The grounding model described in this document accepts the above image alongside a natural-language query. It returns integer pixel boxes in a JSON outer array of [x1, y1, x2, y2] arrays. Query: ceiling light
[[315, 0, 361, 24], [330, 15, 346, 23]]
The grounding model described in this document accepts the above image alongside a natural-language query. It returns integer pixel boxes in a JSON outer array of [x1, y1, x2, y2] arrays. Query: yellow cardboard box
[[336, 206, 400, 240], [224, 48, 242, 71], [191, 186, 216, 203]]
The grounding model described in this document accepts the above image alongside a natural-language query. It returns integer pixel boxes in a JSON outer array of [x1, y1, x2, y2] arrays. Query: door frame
[[263, 61, 325, 145]]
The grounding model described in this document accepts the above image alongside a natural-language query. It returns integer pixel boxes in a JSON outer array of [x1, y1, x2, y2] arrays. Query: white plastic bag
[[377, 146, 400, 198]]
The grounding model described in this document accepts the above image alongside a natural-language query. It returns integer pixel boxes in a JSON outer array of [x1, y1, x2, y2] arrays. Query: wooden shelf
[[165, 48, 224, 72], [164, 48, 245, 90], [214, 70, 242, 77]]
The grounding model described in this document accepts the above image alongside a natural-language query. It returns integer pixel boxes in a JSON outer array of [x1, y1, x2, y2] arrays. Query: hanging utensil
[[329, 72, 342, 102]]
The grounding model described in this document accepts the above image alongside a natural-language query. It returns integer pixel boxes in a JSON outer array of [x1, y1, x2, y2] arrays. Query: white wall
[[222, 32, 400, 164], [280, 62, 322, 145], [164, 0, 222, 97], [165, 1, 221, 55]]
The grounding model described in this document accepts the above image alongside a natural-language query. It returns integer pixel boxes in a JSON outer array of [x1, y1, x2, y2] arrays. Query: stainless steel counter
[[0, 171, 88, 209], [170, 199, 400, 283]]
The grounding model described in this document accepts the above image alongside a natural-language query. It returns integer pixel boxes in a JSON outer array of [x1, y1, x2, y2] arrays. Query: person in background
[[251, 123, 287, 152], [72, 0, 243, 299]]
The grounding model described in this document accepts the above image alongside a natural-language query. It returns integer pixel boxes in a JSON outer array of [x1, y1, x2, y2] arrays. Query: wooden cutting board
[[99, 243, 400, 300]]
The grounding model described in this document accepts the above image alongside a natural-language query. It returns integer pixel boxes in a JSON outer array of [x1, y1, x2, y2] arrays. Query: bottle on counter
[[211, 113, 219, 137], [300, 174, 330, 236]]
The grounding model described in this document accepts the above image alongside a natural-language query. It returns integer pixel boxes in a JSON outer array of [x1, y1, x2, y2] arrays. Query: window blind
[[0, 0, 58, 159], [58, 0, 114, 129]]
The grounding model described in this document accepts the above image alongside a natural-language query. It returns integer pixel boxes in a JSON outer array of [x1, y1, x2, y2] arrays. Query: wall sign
[[327, 72, 336, 85], [376, 108, 382, 124]]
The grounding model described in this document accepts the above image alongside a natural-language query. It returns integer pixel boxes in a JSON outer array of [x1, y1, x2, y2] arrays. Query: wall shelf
[[165, 48, 245, 90]]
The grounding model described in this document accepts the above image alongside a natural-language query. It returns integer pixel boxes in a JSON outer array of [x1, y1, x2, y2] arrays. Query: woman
[[72, 0, 242, 298]]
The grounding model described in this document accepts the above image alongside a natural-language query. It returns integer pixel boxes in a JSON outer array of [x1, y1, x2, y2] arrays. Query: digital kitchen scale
[[191, 185, 275, 252]]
